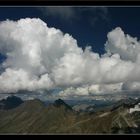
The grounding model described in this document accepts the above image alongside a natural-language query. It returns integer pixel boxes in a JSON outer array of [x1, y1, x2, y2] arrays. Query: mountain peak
[[53, 99, 72, 110], [0, 95, 24, 110], [110, 98, 138, 112], [54, 99, 65, 105]]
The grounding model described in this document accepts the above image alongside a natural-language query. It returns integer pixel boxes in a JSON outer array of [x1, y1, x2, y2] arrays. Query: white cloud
[[0, 68, 53, 93], [57, 83, 123, 99], [104, 27, 140, 93], [0, 18, 82, 93], [0, 18, 140, 96], [105, 27, 140, 62]]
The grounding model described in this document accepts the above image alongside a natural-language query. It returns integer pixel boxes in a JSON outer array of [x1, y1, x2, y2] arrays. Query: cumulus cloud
[[57, 83, 123, 98], [105, 27, 140, 93], [105, 27, 140, 62], [0, 18, 140, 96], [0, 18, 82, 93]]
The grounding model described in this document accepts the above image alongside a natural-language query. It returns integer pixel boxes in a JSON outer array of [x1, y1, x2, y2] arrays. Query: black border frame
[[0, 0, 139, 136], [0, 0, 140, 6]]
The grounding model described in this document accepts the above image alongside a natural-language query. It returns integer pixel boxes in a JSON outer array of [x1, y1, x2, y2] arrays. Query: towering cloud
[[0, 18, 139, 95], [105, 27, 140, 62]]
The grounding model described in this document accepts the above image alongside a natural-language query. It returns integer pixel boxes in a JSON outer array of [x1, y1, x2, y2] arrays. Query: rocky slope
[[0, 97, 140, 134]]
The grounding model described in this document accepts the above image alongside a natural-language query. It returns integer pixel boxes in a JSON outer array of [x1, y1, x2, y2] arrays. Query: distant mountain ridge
[[0, 96, 24, 110], [53, 99, 72, 110]]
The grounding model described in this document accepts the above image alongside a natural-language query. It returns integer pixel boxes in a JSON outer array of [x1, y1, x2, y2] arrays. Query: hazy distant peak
[[53, 98, 72, 110], [0, 95, 23, 110]]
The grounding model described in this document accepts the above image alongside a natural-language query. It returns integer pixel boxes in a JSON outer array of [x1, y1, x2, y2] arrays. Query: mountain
[[0, 96, 24, 110], [0, 96, 140, 134], [53, 99, 72, 110], [0, 98, 76, 133], [110, 98, 139, 111]]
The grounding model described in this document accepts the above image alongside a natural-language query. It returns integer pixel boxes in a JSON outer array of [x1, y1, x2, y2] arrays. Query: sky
[[0, 6, 140, 100]]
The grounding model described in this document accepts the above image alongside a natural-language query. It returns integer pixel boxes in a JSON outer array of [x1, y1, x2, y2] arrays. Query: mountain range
[[0, 96, 140, 134]]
